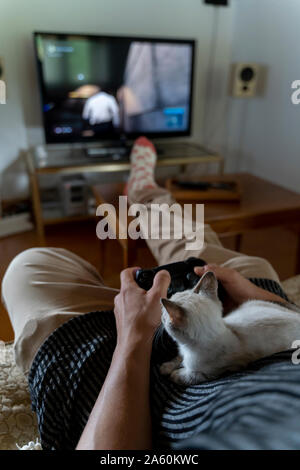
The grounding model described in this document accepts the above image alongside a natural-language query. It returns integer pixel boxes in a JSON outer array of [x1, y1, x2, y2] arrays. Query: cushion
[[0, 341, 39, 450]]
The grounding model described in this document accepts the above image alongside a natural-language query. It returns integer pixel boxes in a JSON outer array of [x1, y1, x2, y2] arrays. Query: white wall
[[226, 0, 300, 192], [0, 0, 234, 199], [1, 0, 299, 200]]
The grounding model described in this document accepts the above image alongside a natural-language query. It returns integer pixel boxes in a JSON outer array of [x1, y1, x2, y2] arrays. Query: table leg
[[289, 224, 300, 276], [235, 233, 243, 252], [123, 245, 129, 269], [296, 231, 300, 275], [30, 172, 46, 246], [98, 238, 104, 277], [126, 237, 137, 268], [219, 157, 225, 175]]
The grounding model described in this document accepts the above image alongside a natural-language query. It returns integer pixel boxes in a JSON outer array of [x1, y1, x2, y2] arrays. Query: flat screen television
[[33, 32, 195, 144]]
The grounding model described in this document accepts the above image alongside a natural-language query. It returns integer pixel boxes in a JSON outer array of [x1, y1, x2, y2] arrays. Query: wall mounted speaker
[[230, 63, 261, 98]]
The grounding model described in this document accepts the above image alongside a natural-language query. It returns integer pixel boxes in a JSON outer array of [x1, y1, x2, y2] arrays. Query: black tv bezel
[[33, 31, 196, 144]]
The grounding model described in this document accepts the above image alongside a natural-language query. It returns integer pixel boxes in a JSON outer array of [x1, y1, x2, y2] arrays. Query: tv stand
[[25, 142, 224, 245]]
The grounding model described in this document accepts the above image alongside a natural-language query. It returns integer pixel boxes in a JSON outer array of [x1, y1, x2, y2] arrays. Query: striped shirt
[[28, 278, 300, 450]]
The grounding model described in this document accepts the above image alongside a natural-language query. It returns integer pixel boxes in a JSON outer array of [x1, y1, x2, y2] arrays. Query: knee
[[223, 255, 280, 282], [3, 247, 52, 278], [245, 255, 280, 282], [2, 248, 39, 297], [249, 256, 278, 278], [2, 247, 63, 305]]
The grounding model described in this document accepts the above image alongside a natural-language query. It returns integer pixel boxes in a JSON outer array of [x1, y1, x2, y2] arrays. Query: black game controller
[[136, 258, 227, 361], [135, 257, 207, 298], [135, 257, 227, 301]]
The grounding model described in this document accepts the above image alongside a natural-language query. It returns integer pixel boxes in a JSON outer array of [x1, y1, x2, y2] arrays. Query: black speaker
[[230, 63, 261, 98], [204, 0, 229, 5]]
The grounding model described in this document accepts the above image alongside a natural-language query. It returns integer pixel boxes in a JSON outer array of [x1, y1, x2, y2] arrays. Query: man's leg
[[2, 247, 118, 374], [127, 138, 280, 283]]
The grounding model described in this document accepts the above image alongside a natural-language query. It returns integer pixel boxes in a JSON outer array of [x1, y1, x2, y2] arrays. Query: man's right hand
[[114, 267, 170, 349]]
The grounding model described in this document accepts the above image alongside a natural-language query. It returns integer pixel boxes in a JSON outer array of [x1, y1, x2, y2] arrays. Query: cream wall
[[0, 0, 234, 199], [1, 1, 299, 199], [226, 0, 300, 193]]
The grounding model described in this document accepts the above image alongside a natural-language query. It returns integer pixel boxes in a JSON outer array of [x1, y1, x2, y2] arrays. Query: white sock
[[127, 136, 157, 194]]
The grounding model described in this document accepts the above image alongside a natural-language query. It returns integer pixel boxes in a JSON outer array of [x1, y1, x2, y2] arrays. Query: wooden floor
[[0, 220, 298, 342]]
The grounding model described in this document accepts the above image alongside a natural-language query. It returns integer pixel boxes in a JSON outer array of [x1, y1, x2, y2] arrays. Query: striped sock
[[127, 136, 157, 195]]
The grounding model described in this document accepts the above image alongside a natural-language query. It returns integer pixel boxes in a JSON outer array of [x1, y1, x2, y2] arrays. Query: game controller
[[136, 257, 228, 360], [135, 257, 227, 301], [135, 257, 208, 298]]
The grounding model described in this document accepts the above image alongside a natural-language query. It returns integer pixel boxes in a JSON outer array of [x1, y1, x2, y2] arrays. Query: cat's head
[[160, 271, 223, 344]]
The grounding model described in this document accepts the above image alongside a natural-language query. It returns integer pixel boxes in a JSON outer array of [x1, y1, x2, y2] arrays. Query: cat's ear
[[193, 271, 218, 298], [161, 298, 185, 327]]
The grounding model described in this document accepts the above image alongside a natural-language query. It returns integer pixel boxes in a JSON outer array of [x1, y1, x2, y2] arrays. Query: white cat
[[160, 271, 300, 385]]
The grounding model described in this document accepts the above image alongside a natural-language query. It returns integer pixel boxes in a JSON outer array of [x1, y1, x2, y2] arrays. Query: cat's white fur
[[160, 271, 300, 385]]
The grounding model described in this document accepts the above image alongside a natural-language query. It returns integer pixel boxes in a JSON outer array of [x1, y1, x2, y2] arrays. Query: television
[[33, 32, 195, 145]]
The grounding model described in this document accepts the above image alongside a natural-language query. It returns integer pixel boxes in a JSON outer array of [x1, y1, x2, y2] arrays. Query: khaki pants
[[2, 185, 280, 374]]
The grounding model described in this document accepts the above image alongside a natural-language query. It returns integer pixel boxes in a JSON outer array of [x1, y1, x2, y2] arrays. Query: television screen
[[34, 32, 195, 143]]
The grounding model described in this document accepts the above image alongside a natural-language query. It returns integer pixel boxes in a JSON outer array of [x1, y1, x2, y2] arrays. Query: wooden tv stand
[[25, 142, 224, 245]]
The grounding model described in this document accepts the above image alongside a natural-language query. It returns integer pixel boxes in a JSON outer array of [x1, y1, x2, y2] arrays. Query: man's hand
[[114, 267, 171, 349], [194, 264, 285, 313]]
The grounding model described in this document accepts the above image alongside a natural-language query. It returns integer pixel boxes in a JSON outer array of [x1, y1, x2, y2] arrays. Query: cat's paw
[[170, 368, 191, 385], [160, 361, 179, 376], [170, 368, 207, 385]]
